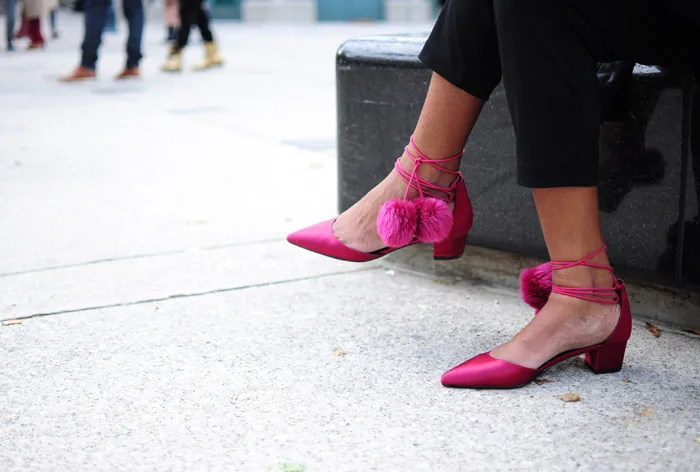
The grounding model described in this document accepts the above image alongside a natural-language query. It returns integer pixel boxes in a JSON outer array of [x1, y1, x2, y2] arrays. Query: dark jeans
[[175, 0, 213, 51], [81, 0, 144, 69], [420, 0, 699, 188], [50, 8, 57, 33]]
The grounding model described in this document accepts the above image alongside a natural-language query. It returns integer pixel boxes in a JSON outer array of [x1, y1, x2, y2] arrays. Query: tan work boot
[[192, 42, 223, 71], [161, 49, 182, 72]]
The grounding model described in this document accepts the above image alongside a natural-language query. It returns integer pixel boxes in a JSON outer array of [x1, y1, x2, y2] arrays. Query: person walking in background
[[24, 0, 47, 49], [4, 0, 17, 50], [59, 0, 144, 81], [49, 5, 60, 39], [11, 0, 56, 47], [161, 0, 222, 72], [164, 0, 179, 42]]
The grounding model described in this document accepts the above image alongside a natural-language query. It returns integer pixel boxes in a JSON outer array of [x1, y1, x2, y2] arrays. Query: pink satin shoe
[[442, 246, 633, 389], [287, 136, 474, 262]]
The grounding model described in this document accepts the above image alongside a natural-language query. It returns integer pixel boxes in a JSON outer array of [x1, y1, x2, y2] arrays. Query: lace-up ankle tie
[[376, 136, 464, 247]]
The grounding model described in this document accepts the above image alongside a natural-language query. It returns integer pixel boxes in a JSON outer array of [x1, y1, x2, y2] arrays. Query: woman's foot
[[491, 263, 620, 369], [288, 136, 472, 262], [161, 50, 182, 72], [442, 247, 632, 389], [193, 42, 223, 71], [333, 147, 460, 253]]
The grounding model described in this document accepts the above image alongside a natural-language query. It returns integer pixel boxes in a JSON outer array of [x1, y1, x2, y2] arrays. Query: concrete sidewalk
[[1, 13, 699, 472]]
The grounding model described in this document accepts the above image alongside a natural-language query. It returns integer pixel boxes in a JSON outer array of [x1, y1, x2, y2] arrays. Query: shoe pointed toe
[[287, 220, 380, 262], [287, 220, 335, 252], [287, 220, 320, 246], [441, 352, 539, 389]]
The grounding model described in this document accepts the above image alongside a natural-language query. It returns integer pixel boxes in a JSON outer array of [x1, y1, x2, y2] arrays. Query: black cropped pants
[[175, 0, 214, 52], [419, 0, 699, 188]]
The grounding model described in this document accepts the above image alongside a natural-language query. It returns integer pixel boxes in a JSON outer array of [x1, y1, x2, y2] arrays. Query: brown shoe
[[115, 67, 140, 80], [59, 67, 97, 82]]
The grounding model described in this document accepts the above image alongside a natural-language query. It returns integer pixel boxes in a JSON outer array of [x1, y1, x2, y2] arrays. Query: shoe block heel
[[433, 235, 467, 261], [585, 343, 627, 374]]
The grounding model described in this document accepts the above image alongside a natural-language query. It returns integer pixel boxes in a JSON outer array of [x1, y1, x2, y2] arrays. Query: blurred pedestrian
[[4, 0, 17, 50], [164, 0, 179, 42], [24, 0, 46, 49], [49, 0, 59, 39], [59, 0, 144, 81], [161, 0, 222, 72]]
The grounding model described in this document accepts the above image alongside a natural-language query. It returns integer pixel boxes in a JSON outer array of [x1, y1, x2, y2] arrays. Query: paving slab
[[0, 103, 337, 273], [1, 269, 699, 472], [0, 241, 373, 319]]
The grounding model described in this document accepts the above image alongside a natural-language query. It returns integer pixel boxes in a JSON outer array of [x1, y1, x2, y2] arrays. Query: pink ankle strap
[[394, 136, 464, 202], [551, 246, 620, 304]]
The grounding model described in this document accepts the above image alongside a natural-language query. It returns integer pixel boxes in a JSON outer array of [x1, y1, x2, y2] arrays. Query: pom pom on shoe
[[520, 262, 553, 311], [377, 200, 418, 247], [413, 197, 454, 243]]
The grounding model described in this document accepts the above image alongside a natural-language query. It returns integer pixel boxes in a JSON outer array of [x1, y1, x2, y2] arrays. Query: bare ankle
[[398, 150, 461, 188], [553, 266, 615, 289]]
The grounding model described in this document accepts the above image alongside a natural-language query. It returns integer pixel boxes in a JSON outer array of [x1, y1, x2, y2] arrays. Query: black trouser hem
[[419, 45, 495, 101]]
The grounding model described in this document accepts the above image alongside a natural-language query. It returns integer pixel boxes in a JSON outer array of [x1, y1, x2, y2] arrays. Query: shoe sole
[[444, 362, 624, 389], [193, 63, 223, 72], [59, 77, 96, 82]]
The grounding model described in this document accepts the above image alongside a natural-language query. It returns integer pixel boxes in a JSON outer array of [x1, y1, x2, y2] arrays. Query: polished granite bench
[[336, 34, 699, 291]]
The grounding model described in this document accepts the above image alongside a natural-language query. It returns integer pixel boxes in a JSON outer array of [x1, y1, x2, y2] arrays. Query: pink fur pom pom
[[519, 262, 553, 311], [413, 197, 454, 243], [377, 199, 418, 247]]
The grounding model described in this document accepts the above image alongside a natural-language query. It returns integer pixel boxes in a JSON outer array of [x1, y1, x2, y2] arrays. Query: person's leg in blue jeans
[[58, 0, 107, 81], [4, 0, 17, 50], [118, 0, 144, 77], [49, 8, 59, 38], [81, 0, 109, 69]]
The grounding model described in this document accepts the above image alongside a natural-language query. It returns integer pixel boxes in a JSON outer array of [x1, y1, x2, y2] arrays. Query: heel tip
[[586, 364, 623, 375], [433, 254, 464, 261]]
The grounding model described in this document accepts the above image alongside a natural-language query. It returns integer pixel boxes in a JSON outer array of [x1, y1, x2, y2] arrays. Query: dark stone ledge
[[337, 34, 699, 292]]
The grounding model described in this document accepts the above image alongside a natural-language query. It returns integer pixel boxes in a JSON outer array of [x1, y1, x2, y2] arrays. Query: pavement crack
[[1, 267, 379, 322], [0, 238, 283, 278]]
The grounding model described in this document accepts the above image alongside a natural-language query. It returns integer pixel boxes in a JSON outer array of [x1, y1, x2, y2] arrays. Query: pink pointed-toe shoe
[[287, 136, 474, 262], [442, 246, 633, 389]]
